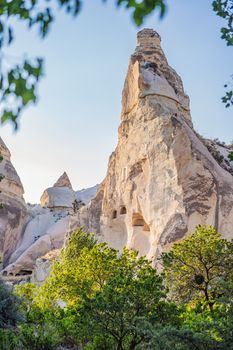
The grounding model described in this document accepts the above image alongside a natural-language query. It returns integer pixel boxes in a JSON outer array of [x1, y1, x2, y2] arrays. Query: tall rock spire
[[77, 29, 233, 260], [121, 28, 190, 121]]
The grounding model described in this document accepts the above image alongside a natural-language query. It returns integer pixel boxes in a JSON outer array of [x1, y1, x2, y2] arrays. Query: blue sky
[[1, 1, 232, 203]]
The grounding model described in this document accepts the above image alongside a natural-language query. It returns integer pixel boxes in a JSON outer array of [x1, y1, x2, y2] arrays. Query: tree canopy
[[162, 225, 233, 312], [0, 226, 229, 349]]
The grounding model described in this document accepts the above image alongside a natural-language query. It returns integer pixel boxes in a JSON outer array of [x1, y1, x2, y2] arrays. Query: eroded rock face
[[0, 137, 27, 267], [31, 249, 60, 285], [53, 172, 73, 189], [3, 174, 74, 276], [40, 173, 75, 209], [78, 28, 233, 260]]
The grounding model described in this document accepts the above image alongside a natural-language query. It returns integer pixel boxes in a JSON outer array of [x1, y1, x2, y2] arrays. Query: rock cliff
[[75, 28, 233, 260], [0, 137, 27, 267]]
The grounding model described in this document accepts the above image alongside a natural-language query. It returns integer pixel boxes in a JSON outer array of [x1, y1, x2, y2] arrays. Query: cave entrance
[[120, 206, 127, 215], [132, 213, 150, 232], [112, 210, 117, 219]]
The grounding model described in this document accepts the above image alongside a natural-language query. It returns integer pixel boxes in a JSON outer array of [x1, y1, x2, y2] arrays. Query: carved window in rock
[[132, 213, 145, 226], [120, 206, 127, 215], [112, 210, 117, 219], [132, 213, 150, 231]]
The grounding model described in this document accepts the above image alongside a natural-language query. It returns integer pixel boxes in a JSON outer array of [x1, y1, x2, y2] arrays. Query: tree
[[0, 280, 21, 328], [32, 229, 181, 349], [162, 225, 233, 312], [35, 228, 96, 307], [75, 249, 176, 350]]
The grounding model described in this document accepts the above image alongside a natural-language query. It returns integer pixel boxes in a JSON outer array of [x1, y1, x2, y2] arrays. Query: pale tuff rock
[[2, 177, 74, 276], [75, 28, 233, 260], [0, 137, 27, 267], [2, 28, 233, 278], [40, 172, 75, 209], [53, 172, 73, 189], [68, 182, 105, 238], [76, 184, 99, 205], [31, 250, 60, 285], [2, 204, 71, 276], [1, 167, 98, 276]]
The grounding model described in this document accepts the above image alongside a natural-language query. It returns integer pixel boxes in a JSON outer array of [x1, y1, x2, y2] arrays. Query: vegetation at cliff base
[[0, 225, 233, 349]]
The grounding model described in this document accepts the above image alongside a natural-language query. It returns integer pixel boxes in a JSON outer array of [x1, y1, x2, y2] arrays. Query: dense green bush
[[1, 226, 233, 349]]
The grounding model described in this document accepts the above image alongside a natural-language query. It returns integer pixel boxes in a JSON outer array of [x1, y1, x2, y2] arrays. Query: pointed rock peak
[[53, 172, 72, 189], [137, 28, 161, 48]]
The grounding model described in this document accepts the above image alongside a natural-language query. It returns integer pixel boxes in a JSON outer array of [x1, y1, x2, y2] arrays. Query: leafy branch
[[212, 0, 233, 107]]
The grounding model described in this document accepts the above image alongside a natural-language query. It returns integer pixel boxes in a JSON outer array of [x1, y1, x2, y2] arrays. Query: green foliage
[[228, 150, 233, 160], [213, 0, 233, 46], [162, 225, 233, 312], [117, 0, 166, 26], [0, 280, 21, 328], [212, 0, 233, 107], [19, 322, 60, 350], [75, 249, 175, 349], [2, 226, 233, 349], [35, 228, 96, 307], [0, 329, 20, 350], [0, 58, 43, 129]]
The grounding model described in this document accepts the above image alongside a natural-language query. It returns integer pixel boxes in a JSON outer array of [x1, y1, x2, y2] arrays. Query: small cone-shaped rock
[[53, 172, 72, 189], [40, 172, 75, 209]]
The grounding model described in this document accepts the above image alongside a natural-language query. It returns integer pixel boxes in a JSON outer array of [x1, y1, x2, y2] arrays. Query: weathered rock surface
[[2, 28, 233, 278], [2, 173, 75, 276], [53, 172, 73, 189], [31, 249, 60, 285], [73, 28, 233, 260], [40, 173, 75, 209], [0, 137, 27, 267], [76, 184, 99, 205], [1, 167, 98, 276], [3, 206, 70, 276]]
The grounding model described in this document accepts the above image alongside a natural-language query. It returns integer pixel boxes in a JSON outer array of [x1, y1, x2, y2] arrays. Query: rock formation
[[31, 249, 60, 285], [53, 171, 73, 188], [2, 173, 76, 276], [1, 28, 233, 279], [74, 28, 233, 260], [0, 137, 27, 267], [0, 165, 98, 277], [40, 172, 75, 209]]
